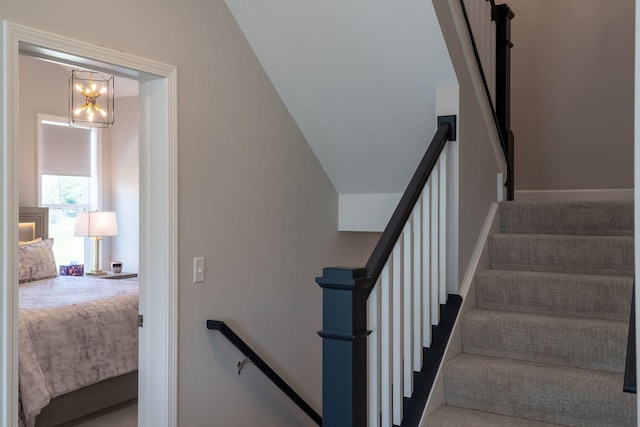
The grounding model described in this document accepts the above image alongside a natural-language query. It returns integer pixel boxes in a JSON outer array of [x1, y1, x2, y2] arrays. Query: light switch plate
[[193, 257, 205, 283]]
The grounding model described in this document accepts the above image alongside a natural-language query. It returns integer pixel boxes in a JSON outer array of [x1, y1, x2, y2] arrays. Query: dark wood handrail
[[624, 286, 636, 393], [364, 116, 455, 287], [206, 320, 322, 425]]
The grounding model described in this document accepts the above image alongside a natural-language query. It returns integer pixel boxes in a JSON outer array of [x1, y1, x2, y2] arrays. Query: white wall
[[107, 95, 140, 273], [224, 0, 456, 196], [2, 3, 379, 426], [17, 55, 68, 208], [507, 0, 634, 191]]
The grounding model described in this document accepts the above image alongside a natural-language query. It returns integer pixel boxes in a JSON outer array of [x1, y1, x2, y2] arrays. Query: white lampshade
[[74, 211, 118, 237]]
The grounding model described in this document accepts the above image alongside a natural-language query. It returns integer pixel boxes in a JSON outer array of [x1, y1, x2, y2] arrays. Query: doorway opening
[[1, 22, 178, 427]]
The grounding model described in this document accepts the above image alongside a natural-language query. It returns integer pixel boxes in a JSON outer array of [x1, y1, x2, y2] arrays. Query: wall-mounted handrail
[[364, 116, 455, 286], [624, 286, 636, 393], [206, 320, 322, 425]]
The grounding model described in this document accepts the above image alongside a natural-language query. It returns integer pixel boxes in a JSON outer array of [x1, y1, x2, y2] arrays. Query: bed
[[18, 207, 139, 427]]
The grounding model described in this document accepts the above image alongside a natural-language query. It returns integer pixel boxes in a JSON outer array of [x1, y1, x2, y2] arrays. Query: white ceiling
[[224, 0, 456, 194]]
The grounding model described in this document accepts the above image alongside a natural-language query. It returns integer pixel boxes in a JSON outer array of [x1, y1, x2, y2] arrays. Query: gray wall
[[433, 0, 504, 289], [3, 2, 378, 425], [507, 0, 634, 191]]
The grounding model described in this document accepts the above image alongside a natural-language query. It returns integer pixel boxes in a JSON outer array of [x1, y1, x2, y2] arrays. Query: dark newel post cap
[[497, 3, 515, 19], [322, 266, 367, 279], [316, 266, 373, 288], [437, 115, 457, 142]]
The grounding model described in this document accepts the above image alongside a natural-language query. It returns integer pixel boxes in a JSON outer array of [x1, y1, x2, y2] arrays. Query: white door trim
[[0, 21, 178, 427]]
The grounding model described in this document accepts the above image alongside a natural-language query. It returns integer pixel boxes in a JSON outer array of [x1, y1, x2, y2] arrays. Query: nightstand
[[94, 272, 138, 280]]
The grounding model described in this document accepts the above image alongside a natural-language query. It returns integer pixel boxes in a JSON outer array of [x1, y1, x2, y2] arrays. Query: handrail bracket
[[237, 357, 253, 376]]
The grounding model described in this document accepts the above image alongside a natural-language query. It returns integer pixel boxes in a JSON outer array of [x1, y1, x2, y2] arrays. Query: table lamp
[[74, 211, 118, 275]]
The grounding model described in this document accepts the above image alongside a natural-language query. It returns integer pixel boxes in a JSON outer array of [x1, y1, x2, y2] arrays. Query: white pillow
[[18, 238, 57, 283]]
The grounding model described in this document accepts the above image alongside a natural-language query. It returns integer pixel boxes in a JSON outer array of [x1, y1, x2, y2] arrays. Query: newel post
[[316, 267, 373, 427]]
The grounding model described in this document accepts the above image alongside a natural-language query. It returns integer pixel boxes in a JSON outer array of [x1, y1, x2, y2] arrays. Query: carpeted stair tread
[[424, 405, 565, 427], [443, 353, 636, 427], [489, 234, 634, 277], [499, 201, 633, 236], [433, 201, 636, 427], [475, 269, 633, 321], [461, 309, 628, 372]]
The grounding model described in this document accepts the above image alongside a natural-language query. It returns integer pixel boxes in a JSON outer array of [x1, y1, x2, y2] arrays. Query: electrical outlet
[[193, 257, 205, 283]]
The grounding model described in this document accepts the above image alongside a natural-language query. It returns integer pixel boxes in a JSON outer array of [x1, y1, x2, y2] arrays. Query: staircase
[[425, 201, 637, 426]]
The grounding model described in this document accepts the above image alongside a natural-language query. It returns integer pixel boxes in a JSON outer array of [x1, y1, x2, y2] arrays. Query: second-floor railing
[[460, 0, 515, 200], [624, 286, 636, 394], [316, 116, 456, 426]]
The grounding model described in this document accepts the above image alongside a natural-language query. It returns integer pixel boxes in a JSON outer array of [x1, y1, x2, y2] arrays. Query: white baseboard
[[420, 202, 500, 424], [458, 202, 499, 298], [515, 189, 633, 202]]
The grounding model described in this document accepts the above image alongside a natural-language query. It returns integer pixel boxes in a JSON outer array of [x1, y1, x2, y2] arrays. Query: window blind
[[41, 123, 91, 177]]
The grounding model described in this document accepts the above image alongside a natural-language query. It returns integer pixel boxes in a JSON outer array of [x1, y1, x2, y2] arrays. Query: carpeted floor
[[425, 201, 637, 426], [58, 401, 137, 427]]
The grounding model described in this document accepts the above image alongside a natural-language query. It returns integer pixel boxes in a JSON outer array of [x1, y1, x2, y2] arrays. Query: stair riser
[[489, 234, 634, 277], [461, 310, 628, 373], [426, 406, 567, 427], [444, 355, 636, 427], [499, 201, 633, 236], [430, 202, 637, 426], [475, 270, 633, 321]]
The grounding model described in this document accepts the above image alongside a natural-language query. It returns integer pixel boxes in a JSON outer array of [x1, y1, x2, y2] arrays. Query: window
[[38, 115, 101, 267]]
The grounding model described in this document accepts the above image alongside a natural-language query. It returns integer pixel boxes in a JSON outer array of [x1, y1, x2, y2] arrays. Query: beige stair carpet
[[425, 201, 636, 427]]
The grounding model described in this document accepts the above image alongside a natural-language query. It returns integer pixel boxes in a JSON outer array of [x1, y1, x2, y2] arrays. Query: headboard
[[19, 207, 49, 240]]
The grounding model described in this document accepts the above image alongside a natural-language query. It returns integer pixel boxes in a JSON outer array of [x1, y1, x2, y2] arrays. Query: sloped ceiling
[[224, 0, 456, 194]]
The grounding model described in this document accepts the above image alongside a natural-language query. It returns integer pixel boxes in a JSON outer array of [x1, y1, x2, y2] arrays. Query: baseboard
[[515, 189, 633, 202], [419, 202, 500, 424], [458, 202, 499, 298]]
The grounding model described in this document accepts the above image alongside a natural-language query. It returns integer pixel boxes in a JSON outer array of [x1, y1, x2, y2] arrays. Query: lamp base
[[86, 270, 107, 276]]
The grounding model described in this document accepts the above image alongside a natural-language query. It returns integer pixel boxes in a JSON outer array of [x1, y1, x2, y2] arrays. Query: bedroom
[[17, 53, 141, 426]]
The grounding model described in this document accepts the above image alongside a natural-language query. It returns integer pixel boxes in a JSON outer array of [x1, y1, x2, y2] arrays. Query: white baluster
[[431, 163, 440, 326], [380, 261, 392, 427], [439, 148, 448, 305], [490, 23, 496, 102], [466, 0, 475, 35], [392, 240, 403, 425], [402, 221, 413, 397], [477, 0, 486, 75], [412, 200, 423, 370], [483, 0, 491, 76], [422, 181, 431, 346]]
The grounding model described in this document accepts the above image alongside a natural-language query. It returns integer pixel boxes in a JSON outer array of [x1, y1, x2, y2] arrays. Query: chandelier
[[69, 70, 114, 128]]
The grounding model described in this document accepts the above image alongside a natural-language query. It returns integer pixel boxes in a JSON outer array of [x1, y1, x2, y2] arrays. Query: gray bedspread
[[18, 276, 138, 427]]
